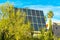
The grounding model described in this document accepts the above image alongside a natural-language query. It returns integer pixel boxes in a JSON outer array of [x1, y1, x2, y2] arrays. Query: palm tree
[[47, 11, 54, 30], [47, 11, 55, 40], [48, 11, 54, 18]]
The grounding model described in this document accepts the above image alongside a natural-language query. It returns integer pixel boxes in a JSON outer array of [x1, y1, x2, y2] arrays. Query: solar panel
[[20, 8, 46, 31]]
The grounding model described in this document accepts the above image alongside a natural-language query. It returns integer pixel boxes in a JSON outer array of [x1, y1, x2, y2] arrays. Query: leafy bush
[[0, 3, 32, 40]]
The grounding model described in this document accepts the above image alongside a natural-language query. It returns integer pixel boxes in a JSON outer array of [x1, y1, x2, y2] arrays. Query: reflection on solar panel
[[16, 8, 46, 31]]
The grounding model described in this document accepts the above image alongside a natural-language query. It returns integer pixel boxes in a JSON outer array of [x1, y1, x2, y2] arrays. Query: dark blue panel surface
[[34, 24, 38, 31], [28, 9, 31, 15], [36, 10, 40, 16], [19, 8, 46, 31], [37, 17, 41, 23], [40, 11, 44, 16], [41, 17, 45, 23], [32, 10, 36, 16], [32, 16, 37, 23], [27, 16, 33, 23]]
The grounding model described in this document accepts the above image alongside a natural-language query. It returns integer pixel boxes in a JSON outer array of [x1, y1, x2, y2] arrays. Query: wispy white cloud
[[23, 5, 60, 14], [24, 5, 60, 23], [52, 19, 60, 23], [46, 18, 60, 24]]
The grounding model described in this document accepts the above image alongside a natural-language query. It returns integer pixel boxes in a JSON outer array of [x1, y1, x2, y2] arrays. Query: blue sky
[[0, 0, 60, 23]]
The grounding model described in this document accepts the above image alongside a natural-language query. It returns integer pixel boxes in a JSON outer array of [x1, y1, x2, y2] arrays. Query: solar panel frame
[[15, 8, 46, 31]]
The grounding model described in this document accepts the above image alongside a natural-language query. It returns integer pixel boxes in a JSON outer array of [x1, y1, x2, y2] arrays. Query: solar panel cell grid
[[19, 8, 46, 31]]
